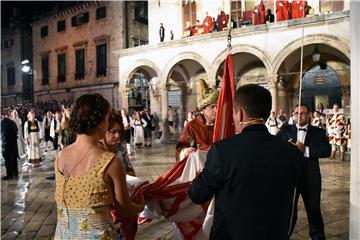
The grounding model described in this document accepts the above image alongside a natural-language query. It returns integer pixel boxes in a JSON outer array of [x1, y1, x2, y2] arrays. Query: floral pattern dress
[[55, 152, 123, 239]]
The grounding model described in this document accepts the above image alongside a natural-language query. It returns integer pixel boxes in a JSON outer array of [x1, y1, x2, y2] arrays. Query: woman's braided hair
[[69, 93, 110, 135]]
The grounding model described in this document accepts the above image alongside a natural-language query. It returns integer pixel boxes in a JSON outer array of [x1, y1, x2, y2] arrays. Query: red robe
[[216, 11, 228, 31], [276, 0, 290, 21], [291, 0, 307, 19], [252, 2, 266, 25], [202, 16, 213, 34], [176, 115, 214, 161]]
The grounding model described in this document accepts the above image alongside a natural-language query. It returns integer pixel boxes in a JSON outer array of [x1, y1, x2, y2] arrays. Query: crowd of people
[[1, 79, 345, 239]]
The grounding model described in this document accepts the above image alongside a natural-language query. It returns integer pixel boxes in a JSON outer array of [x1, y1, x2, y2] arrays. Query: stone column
[[350, 2, 360, 239], [178, 85, 187, 135], [160, 83, 171, 143], [268, 74, 278, 112]]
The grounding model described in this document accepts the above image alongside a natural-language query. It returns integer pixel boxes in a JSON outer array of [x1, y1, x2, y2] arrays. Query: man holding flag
[[189, 84, 303, 240], [175, 79, 219, 161]]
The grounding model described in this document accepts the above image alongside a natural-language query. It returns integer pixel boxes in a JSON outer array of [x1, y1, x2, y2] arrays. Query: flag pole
[[297, 2, 306, 131], [227, 2, 232, 51]]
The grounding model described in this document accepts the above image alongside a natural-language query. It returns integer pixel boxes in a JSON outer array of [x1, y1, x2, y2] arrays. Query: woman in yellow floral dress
[[54, 93, 144, 239]]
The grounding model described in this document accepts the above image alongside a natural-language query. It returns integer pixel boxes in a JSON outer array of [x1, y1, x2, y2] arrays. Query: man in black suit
[[1, 111, 19, 180], [188, 84, 303, 240], [277, 104, 331, 240]]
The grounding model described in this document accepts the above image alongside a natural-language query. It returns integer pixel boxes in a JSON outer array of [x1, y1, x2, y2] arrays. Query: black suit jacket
[[1, 118, 18, 154], [189, 124, 303, 240], [277, 124, 331, 160]]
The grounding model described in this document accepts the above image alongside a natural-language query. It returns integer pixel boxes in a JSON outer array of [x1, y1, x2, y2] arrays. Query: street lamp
[[21, 59, 31, 73], [21, 59, 33, 104], [312, 45, 321, 62]]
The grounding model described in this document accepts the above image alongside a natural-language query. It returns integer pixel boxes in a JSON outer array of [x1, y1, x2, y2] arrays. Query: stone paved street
[[1, 143, 350, 240]]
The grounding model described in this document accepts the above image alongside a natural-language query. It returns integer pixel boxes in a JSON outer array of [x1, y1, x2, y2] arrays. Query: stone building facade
[[30, 1, 148, 108], [115, 0, 350, 142], [1, 22, 33, 105]]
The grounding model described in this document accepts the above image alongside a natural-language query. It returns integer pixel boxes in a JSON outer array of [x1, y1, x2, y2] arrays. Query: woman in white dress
[[10, 110, 26, 158], [24, 111, 43, 167], [132, 111, 147, 147], [265, 111, 282, 135]]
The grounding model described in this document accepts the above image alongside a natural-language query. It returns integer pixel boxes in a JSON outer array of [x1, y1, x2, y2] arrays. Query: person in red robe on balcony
[[176, 79, 219, 161], [216, 8, 228, 31], [202, 11, 213, 34], [276, 0, 290, 21], [291, 0, 308, 19], [252, 0, 266, 25]]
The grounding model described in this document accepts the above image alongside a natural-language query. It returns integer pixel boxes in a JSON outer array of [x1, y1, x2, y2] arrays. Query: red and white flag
[[213, 54, 236, 142]]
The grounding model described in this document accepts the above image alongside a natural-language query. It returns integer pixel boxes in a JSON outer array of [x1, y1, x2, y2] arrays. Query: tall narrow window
[[231, 1, 242, 27], [96, 6, 107, 20], [57, 53, 66, 82], [41, 26, 48, 38], [57, 20, 66, 32], [41, 57, 49, 85], [182, 1, 197, 32], [7, 67, 15, 86], [75, 49, 85, 80], [96, 44, 107, 77], [134, 1, 148, 24]]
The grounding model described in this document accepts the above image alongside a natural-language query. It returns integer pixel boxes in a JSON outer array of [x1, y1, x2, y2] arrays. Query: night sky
[[1, 1, 81, 28]]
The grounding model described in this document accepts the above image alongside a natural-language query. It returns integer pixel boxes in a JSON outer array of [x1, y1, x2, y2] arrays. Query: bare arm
[[105, 156, 144, 218]]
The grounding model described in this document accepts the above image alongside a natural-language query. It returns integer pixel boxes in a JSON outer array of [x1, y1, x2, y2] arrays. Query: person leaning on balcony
[[276, 0, 290, 21], [54, 93, 144, 239], [216, 7, 228, 31], [202, 11, 213, 33]]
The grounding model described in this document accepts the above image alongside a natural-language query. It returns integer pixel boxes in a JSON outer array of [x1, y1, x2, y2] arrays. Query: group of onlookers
[[180, 1, 312, 38], [265, 102, 351, 161]]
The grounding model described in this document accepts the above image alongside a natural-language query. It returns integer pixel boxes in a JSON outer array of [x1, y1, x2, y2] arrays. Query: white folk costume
[[24, 120, 42, 165], [265, 117, 281, 135], [122, 114, 133, 154], [12, 117, 26, 157], [133, 118, 147, 147]]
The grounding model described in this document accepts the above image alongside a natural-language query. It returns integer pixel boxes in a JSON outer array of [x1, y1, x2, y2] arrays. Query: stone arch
[[210, 44, 273, 81], [272, 34, 350, 75], [162, 52, 210, 86], [120, 59, 161, 89]]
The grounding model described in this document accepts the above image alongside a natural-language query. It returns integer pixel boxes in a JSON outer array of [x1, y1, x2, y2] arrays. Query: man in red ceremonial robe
[[252, 0, 266, 25], [216, 8, 228, 31], [276, 0, 290, 21], [176, 79, 219, 161], [202, 11, 213, 34], [291, 0, 307, 19]]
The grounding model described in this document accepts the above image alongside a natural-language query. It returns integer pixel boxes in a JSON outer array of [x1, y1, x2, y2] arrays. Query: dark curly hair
[[69, 93, 110, 135]]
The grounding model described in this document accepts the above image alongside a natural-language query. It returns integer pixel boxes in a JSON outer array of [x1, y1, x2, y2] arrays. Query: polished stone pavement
[[1, 143, 350, 240]]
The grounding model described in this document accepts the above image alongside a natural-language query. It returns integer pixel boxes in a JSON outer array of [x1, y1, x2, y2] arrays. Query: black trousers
[[3, 150, 18, 178], [124, 129, 131, 144], [53, 133, 59, 150], [290, 158, 325, 240]]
